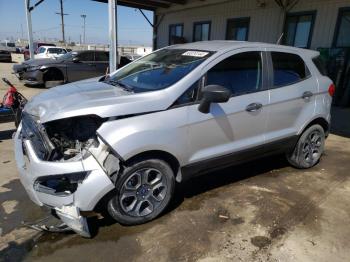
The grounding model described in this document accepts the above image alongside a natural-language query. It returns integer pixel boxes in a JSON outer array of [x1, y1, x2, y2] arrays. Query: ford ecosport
[[14, 41, 334, 237]]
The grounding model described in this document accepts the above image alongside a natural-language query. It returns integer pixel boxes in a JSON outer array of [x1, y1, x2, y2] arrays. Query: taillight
[[328, 84, 336, 97]]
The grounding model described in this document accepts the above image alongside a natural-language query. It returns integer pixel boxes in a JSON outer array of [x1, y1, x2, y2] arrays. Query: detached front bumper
[[14, 124, 115, 237]]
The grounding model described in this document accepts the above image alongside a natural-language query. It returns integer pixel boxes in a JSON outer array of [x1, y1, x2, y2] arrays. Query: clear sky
[[0, 0, 153, 46]]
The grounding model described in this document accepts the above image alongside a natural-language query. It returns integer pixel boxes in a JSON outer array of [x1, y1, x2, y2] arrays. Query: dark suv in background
[[13, 50, 114, 87]]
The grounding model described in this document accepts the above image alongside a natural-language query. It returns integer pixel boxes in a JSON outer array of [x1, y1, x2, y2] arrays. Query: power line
[[55, 0, 69, 43]]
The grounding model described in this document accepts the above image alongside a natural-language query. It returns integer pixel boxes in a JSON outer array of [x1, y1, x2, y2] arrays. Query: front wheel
[[107, 158, 175, 225], [286, 124, 325, 169]]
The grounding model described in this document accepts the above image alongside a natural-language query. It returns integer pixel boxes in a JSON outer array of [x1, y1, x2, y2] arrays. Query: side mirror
[[198, 85, 231, 114], [72, 57, 80, 63]]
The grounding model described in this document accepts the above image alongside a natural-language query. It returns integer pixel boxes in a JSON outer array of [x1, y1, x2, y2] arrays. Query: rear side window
[[95, 52, 109, 61], [78, 51, 94, 61], [271, 52, 310, 87], [206, 51, 262, 96], [312, 56, 327, 76]]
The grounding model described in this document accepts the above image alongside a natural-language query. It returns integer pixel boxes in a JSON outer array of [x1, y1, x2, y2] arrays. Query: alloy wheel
[[119, 168, 167, 217]]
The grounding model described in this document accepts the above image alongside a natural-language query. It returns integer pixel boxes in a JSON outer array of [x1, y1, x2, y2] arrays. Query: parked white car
[[34, 46, 67, 59]]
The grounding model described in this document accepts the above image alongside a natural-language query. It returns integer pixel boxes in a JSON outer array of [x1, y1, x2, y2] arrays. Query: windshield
[[58, 51, 77, 61], [105, 49, 214, 93], [7, 43, 15, 47]]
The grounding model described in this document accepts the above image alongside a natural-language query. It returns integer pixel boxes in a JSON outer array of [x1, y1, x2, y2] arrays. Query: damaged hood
[[24, 77, 172, 123]]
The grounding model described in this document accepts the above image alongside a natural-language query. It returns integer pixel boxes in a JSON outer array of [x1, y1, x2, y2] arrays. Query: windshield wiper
[[105, 79, 134, 93]]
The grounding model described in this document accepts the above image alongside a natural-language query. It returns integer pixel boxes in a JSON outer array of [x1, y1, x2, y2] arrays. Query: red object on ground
[[3, 86, 18, 108]]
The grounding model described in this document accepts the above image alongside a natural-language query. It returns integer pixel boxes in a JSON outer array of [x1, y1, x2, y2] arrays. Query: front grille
[[21, 112, 55, 160]]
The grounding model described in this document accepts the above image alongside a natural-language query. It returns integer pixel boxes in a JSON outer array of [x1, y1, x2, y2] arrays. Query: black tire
[[286, 124, 325, 169], [107, 158, 175, 225], [43, 68, 64, 87]]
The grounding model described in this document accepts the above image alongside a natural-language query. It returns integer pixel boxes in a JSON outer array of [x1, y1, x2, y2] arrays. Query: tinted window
[[271, 52, 310, 87], [193, 22, 211, 42], [78, 51, 94, 61], [226, 18, 250, 41], [95, 51, 109, 61], [312, 56, 327, 76], [206, 52, 262, 96]]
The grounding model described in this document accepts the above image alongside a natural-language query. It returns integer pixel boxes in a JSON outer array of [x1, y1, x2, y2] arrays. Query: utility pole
[[108, 0, 117, 72], [56, 0, 68, 43], [81, 14, 87, 44], [24, 0, 34, 59]]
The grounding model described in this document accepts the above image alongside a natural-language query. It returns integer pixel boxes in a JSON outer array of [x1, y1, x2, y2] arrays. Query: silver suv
[[14, 41, 334, 237]]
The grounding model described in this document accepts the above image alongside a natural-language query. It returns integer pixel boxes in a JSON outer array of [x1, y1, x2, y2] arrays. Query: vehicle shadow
[[0, 128, 16, 141], [91, 154, 289, 237]]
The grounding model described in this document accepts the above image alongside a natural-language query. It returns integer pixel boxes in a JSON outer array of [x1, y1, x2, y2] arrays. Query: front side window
[[169, 24, 184, 45], [271, 52, 310, 87], [206, 51, 263, 96], [193, 21, 211, 42], [334, 8, 350, 47], [283, 11, 316, 48], [105, 49, 214, 93], [226, 18, 250, 41], [48, 48, 65, 54]]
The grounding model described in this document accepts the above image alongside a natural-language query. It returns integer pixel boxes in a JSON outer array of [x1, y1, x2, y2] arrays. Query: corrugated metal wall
[[155, 0, 350, 50]]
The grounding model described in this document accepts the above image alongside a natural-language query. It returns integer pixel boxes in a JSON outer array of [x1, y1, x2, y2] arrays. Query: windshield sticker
[[182, 51, 209, 57]]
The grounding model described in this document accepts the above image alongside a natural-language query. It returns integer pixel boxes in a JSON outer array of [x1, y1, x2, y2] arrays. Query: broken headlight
[[34, 172, 90, 196], [44, 115, 106, 161]]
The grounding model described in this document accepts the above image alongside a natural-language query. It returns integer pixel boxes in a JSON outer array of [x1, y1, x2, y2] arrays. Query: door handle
[[88, 63, 96, 67], [246, 103, 263, 112], [302, 91, 313, 99]]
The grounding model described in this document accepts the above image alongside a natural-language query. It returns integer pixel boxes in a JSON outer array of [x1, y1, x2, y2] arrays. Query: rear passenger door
[[94, 51, 109, 75], [265, 50, 318, 144], [186, 49, 269, 166]]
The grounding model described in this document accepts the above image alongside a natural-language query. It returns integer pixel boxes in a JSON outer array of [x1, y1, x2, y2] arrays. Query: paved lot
[[1, 61, 350, 261]]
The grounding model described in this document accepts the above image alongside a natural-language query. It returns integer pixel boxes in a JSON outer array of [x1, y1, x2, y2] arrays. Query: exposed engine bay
[[44, 115, 105, 161]]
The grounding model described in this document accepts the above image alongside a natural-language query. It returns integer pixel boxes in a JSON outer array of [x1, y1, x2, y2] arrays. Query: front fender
[[97, 107, 189, 166]]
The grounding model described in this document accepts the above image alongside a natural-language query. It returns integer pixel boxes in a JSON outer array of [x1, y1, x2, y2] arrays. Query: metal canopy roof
[[93, 0, 187, 10]]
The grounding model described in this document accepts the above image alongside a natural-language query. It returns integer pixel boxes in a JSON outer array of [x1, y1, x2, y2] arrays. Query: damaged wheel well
[[125, 150, 180, 180]]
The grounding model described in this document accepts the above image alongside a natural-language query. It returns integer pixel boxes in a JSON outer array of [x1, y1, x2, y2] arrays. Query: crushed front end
[[14, 112, 118, 237]]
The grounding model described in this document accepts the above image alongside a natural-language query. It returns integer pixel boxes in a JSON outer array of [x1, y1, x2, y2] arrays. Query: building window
[[283, 11, 316, 49], [226, 17, 250, 41], [193, 21, 211, 42], [333, 7, 350, 48], [169, 24, 184, 45]]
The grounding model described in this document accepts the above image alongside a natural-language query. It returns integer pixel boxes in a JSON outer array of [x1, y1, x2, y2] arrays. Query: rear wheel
[[107, 158, 175, 225], [286, 124, 325, 169]]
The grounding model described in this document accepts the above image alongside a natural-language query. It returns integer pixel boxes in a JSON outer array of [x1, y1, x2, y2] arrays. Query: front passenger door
[[186, 50, 269, 168]]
